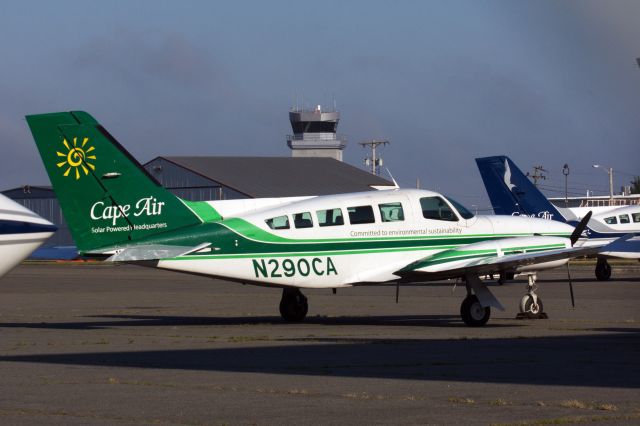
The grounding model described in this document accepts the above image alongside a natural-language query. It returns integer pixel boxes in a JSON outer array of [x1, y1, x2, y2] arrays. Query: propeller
[[566, 211, 591, 308], [570, 211, 592, 246]]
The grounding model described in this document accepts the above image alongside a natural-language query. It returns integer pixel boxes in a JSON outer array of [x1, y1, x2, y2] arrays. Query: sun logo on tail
[[56, 137, 96, 180]]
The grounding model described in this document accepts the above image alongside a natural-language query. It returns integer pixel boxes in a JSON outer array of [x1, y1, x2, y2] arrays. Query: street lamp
[[593, 164, 614, 205], [562, 164, 570, 208]]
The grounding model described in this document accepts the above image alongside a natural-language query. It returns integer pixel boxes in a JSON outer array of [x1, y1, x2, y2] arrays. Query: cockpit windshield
[[444, 195, 475, 219]]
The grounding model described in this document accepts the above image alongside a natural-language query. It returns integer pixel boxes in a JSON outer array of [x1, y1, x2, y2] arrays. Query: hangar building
[[144, 156, 391, 199]]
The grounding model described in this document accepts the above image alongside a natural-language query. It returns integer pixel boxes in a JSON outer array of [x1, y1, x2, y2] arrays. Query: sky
[[0, 0, 639, 209]]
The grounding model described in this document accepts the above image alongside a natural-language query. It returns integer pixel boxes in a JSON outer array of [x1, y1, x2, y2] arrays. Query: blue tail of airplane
[[475, 156, 565, 222]]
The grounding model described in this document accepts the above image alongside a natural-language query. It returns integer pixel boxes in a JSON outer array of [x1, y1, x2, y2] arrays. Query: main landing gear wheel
[[279, 288, 308, 322], [460, 295, 490, 327], [595, 258, 612, 281]]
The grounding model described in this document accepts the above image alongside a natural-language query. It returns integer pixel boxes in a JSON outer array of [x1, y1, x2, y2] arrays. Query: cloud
[[71, 30, 222, 88]]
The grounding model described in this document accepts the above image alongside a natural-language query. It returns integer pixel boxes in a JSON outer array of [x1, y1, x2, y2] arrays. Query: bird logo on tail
[[504, 159, 516, 192]]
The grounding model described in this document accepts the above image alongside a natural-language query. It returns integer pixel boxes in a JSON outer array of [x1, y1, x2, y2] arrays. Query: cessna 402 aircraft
[[27, 111, 612, 326], [476, 155, 640, 281]]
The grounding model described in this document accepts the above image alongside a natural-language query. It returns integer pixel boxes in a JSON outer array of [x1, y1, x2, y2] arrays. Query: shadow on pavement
[[0, 313, 522, 330], [0, 329, 637, 388]]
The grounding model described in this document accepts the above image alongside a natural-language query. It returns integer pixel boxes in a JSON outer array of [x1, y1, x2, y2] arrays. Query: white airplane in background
[[0, 193, 56, 277], [477, 156, 640, 281], [26, 111, 619, 326]]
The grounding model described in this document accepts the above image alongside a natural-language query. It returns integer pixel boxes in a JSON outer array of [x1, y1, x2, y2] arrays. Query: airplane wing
[[395, 236, 604, 281], [598, 234, 640, 259]]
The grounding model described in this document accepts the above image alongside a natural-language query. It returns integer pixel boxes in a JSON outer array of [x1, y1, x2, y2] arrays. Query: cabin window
[[633, 213, 640, 223], [420, 197, 458, 221], [293, 212, 313, 228], [265, 215, 290, 230], [379, 202, 404, 222], [604, 216, 617, 225], [316, 208, 344, 227], [347, 205, 375, 225], [619, 214, 630, 224]]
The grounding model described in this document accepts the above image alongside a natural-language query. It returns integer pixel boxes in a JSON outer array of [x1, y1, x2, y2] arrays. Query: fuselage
[[0, 194, 56, 277], [564, 205, 640, 245], [148, 189, 574, 288], [575, 205, 640, 258]]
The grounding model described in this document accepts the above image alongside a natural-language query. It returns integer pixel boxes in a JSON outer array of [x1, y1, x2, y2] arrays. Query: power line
[[526, 165, 547, 187]]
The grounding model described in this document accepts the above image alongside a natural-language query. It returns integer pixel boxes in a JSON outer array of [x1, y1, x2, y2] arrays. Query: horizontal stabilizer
[[106, 242, 211, 262]]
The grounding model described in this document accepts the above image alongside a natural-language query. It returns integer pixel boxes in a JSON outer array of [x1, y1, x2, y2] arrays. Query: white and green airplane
[[26, 111, 603, 326]]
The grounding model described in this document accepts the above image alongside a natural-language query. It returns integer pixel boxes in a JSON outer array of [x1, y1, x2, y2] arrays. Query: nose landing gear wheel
[[279, 289, 308, 322], [519, 294, 544, 319], [516, 274, 547, 319], [460, 295, 490, 326]]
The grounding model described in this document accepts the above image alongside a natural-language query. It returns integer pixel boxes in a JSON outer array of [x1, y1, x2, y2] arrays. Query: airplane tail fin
[[26, 111, 207, 254], [475, 156, 565, 222]]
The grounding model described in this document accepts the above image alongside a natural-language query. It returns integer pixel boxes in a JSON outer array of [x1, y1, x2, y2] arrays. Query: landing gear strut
[[595, 258, 612, 281], [279, 288, 308, 322], [517, 274, 546, 319], [497, 271, 514, 285]]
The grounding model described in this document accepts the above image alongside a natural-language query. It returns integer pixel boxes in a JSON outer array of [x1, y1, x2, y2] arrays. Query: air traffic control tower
[[287, 105, 346, 161]]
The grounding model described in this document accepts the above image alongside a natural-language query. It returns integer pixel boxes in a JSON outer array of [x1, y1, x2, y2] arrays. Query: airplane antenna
[[384, 167, 400, 189], [526, 165, 547, 187]]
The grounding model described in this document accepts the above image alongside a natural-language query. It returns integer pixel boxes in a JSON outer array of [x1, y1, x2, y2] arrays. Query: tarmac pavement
[[0, 262, 638, 425]]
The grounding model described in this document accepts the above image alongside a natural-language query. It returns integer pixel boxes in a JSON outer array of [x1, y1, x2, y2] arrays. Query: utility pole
[[608, 168, 614, 205], [562, 164, 570, 208], [526, 165, 547, 187], [360, 139, 389, 176]]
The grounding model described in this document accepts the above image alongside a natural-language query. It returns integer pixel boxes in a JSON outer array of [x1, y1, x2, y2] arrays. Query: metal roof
[[152, 156, 394, 197]]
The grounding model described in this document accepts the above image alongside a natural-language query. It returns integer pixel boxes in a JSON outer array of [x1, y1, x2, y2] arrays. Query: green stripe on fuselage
[[174, 245, 457, 260], [130, 217, 570, 261], [218, 218, 571, 244], [181, 200, 222, 222]]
